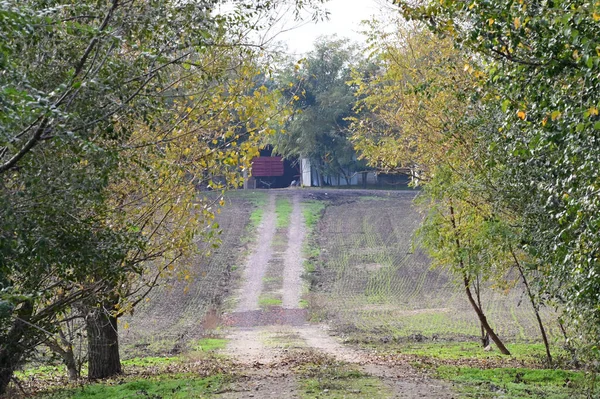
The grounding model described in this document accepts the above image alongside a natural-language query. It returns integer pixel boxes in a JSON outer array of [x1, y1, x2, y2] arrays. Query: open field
[[120, 192, 266, 357], [15, 189, 588, 399], [308, 191, 561, 344]]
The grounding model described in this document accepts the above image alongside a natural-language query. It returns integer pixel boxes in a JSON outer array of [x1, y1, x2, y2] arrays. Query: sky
[[268, 0, 382, 55]]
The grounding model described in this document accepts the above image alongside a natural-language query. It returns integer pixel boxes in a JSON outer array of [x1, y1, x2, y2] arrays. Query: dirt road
[[222, 190, 453, 398]]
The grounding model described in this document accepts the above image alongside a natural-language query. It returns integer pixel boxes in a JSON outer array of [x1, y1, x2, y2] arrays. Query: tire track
[[235, 192, 276, 312], [282, 194, 306, 309]]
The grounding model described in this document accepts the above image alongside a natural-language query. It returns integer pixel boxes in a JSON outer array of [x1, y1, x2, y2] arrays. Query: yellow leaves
[[517, 110, 526, 120], [293, 95, 300, 101], [542, 117, 548, 127], [513, 17, 521, 29], [488, 18, 495, 26], [551, 110, 562, 121], [588, 107, 599, 117], [593, 12, 600, 21]]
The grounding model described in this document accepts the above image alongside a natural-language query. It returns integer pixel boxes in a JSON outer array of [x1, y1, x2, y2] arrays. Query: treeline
[[0, 0, 324, 394], [350, 1, 600, 367]]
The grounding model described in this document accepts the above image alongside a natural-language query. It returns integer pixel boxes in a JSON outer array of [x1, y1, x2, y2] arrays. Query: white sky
[[276, 0, 381, 55]]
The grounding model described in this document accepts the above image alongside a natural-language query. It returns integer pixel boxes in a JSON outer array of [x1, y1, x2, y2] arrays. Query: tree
[[0, 0, 321, 391], [272, 37, 366, 186], [351, 22, 516, 354], [395, 0, 600, 360]]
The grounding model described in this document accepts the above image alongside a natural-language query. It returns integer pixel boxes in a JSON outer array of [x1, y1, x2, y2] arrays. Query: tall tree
[[351, 22, 516, 354], [395, 0, 600, 359], [272, 37, 366, 185], [0, 0, 321, 390]]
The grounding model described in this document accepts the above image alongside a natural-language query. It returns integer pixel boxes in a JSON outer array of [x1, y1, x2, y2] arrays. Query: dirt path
[[223, 190, 454, 398], [282, 194, 306, 308], [234, 193, 276, 312]]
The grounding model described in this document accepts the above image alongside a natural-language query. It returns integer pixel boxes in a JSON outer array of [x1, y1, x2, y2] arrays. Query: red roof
[[251, 156, 284, 177]]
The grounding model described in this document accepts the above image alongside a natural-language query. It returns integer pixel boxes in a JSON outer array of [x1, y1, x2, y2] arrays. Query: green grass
[[275, 197, 293, 228], [382, 342, 564, 363], [437, 366, 588, 398], [301, 200, 326, 290], [16, 364, 67, 380], [246, 191, 267, 231], [192, 338, 227, 352], [258, 295, 282, 308], [302, 200, 326, 229], [38, 374, 227, 399], [122, 356, 181, 368]]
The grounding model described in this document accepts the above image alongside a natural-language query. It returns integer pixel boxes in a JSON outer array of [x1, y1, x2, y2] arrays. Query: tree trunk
[[47, 335, 79, 381], [448, 204, 510, 355], [463, 276, 511, 355], [559, 320, 580, 367], [510, 248, 552, 365], [0, 301, 33, 395], [474, 274, 488, 347], [86, 306, 121, 380]]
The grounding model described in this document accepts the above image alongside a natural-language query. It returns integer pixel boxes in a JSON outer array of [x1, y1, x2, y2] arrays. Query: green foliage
[[272, 37, 368, 184], [394, 0, 600, 359], [0, 0, 324, 390]]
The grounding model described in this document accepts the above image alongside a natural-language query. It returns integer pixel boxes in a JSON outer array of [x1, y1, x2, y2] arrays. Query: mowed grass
[[379, 342, 563, 363], [192, 338, 228, 352]]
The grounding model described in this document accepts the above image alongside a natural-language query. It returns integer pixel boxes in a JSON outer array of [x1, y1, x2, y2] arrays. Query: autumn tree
[[0, 0, 321, 391], [352, 22, 517, 354], [395, 0, 600, 360]]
